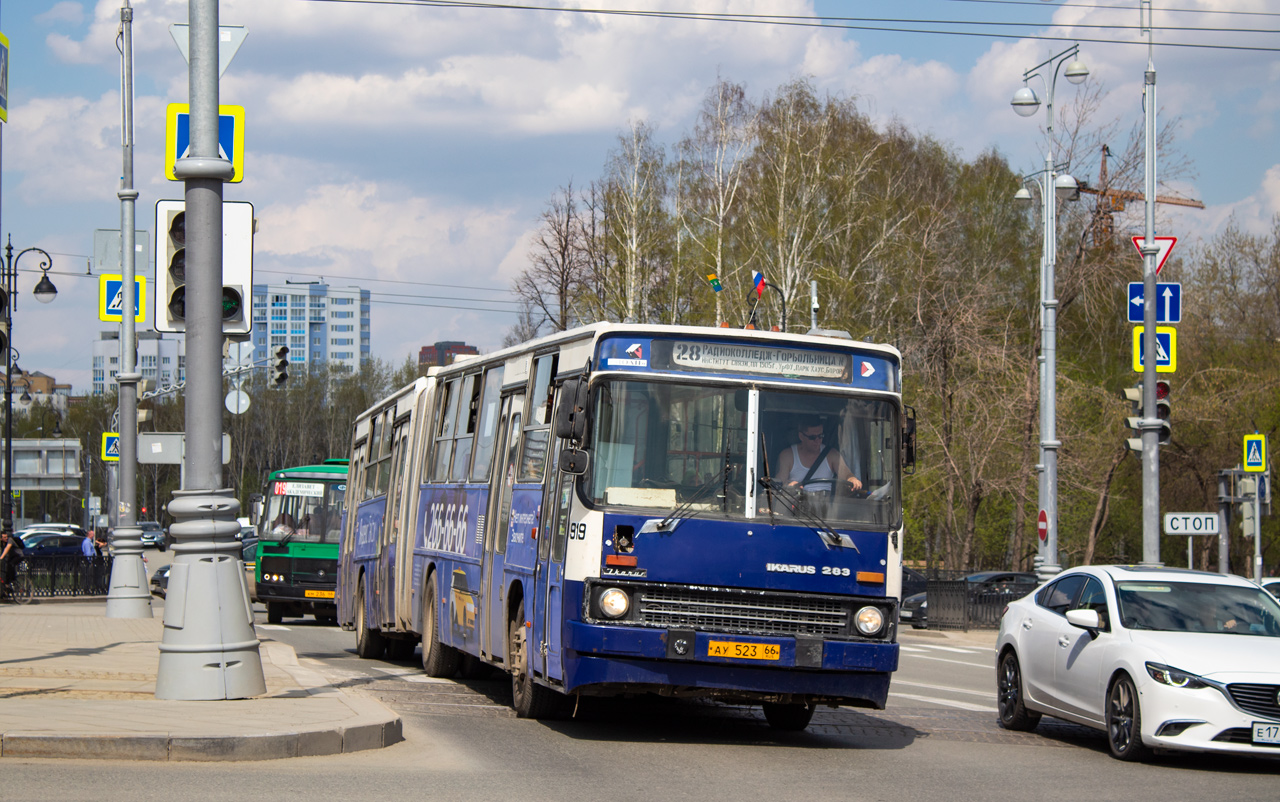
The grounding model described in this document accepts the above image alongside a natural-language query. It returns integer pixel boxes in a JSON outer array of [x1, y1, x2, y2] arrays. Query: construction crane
[[1075, 145, 1205, 244]]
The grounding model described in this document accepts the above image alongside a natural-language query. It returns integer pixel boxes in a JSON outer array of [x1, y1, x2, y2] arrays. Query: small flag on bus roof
[[752, 271, 765, 297], [706, 273, 723, 292]]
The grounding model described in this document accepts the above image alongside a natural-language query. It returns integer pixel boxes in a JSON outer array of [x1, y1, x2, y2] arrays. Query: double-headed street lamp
[[1011, 44, 1088, 580], [2, 238, 57, 534]]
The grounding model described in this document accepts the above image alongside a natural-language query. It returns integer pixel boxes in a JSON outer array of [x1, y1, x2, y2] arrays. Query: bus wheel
[[267, 603, 283, 625], [762, 702, 815, 731], [508, 616, 564, 719], [355, 577, 385, 659], [422, 575, 460, 678]]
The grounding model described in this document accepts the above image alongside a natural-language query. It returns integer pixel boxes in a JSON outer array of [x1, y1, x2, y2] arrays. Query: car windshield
[[262, 480, 346, 544], [586, 379, 900, 528], [1116, 581, 1280, 636]]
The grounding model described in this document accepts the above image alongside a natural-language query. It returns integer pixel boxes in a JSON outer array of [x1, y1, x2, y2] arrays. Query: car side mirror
[[1066, 608, 1102, 633]]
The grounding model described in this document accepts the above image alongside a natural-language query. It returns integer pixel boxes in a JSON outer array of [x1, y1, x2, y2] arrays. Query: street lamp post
[[1011, 45, 1088, 580], [2, 240, 57, 535]]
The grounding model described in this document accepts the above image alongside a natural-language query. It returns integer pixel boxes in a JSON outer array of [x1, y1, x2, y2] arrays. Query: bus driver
[[772, 417, 862, 495]]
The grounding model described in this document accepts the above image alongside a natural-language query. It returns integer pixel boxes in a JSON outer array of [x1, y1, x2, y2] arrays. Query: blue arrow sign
[[1128, 282, 1182, 324]]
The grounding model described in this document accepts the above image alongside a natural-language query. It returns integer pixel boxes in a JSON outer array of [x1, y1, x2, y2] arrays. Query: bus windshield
[[587, 379, 899, 529], [263, 480, 346, 544]]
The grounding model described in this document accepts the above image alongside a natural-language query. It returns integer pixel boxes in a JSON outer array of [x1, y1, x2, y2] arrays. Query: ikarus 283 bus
[[337, 323, 914, 729], [252, 460, 348, 624]]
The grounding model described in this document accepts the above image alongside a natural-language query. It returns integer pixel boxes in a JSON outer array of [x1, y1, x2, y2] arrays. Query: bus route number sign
[[274, 481, 324, 497]]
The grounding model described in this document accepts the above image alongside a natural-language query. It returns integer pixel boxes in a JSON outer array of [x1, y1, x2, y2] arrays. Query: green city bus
[[251, 459, 348, 624]]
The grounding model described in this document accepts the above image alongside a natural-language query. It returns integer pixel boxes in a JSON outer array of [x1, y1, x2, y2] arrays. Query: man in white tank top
[[772, 417, 862, 494]]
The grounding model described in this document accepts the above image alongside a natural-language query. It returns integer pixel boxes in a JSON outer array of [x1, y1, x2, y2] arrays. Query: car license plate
[[304, 590, 336, 599], [900, 610, 913, 619], [707, 640, 781, 661], [1253, 722, 1280, 745]]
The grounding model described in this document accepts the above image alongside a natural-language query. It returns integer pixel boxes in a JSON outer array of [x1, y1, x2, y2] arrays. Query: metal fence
[[925, 579, 1033, 631], [17, 555, 112, 598]]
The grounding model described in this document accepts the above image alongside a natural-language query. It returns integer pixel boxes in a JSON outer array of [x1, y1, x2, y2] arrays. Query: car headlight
[[599, 587, 630, 618], [1145, 662, 1209, 689], [855, 605, 885, 635], [919, 600, 928, 609]]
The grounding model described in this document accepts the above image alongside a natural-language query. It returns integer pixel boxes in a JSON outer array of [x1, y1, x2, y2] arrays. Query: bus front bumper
[[563, 620, 898, 707]]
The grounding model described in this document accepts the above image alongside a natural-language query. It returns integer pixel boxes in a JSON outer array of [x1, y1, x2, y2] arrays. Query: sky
[[0, 0, 1277, 394]]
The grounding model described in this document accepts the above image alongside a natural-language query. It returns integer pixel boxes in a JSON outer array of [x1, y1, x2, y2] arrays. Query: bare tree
[[514, 182, 587, 333]]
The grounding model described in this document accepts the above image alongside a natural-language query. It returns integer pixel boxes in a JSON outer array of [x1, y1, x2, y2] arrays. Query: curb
[[0, 716, 403, 761]]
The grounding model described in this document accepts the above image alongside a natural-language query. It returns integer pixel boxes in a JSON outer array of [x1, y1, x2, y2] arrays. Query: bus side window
[[451, 374, 480, 482], [469, 368, 504, 482], [551, 474, 573, 563], [432, 380, 459, 482]]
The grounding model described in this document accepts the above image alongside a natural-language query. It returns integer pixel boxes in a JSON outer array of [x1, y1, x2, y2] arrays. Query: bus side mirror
[[902, 406, 917, 475], [559, 448, 589, 476], [554, 377, 590, 444], [249, 494, 264, 525]]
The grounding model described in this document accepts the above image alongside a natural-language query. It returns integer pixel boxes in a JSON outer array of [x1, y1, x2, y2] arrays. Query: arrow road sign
[[99, 274, 146, 322], [1127, 282, 1182, 324], [1132, 326, 1177, 373], [1132, 236, 1178, 275], [1244, 434, 1267, 473]]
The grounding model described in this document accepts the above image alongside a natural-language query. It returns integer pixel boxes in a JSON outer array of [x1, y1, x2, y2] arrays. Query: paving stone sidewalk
[[0, 601, 401, 761]]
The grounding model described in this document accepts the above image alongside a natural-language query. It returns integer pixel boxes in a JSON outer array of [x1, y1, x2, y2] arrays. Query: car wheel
[[266, 603, 283, 625], [508, 615, 565, 719], [762, 702, 815, 731], [1106, 673, 1151, 761], [997, 650, 1041, 731], [421, 573, 461, 678]]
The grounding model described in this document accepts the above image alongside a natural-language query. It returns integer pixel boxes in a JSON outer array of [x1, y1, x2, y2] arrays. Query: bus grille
[[259, 556, 335, 586], [1226, 684, 1280, 719], [637, 586, 849, 637]]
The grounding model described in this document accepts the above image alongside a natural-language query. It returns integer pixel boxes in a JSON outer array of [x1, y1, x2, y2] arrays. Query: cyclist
[[1, 528, 23, 588]]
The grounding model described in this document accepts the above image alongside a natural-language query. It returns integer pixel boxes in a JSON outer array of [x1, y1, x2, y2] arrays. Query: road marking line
[[889, 692, 997, 712], [908, 644, 985, 654], [256, 624, 290, 631], [901, 654, 992, 669], [892, 679, 996, 699]]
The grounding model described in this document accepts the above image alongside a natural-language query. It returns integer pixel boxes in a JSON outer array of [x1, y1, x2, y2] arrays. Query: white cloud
[[36, 2, 86, 26]]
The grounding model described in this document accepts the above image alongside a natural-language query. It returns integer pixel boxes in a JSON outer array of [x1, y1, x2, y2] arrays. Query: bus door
[[533, 467, 573, 682], [481, 392, 524, 663], [378, 422, 412, 628]]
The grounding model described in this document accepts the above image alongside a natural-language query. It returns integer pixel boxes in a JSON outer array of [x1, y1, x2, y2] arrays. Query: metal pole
[[3, 240, 12, 535], [1139, 2, 1162, 565], [1217, 471, 1230, 573], [106, 0, 151, 618], [1254, 477, 1264, 583], [155, 0, 265, 700]]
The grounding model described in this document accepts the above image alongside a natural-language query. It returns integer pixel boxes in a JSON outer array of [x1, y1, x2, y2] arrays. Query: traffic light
[[1155, 379, 1171, 445], [153, 200, 254, 335], [271, 346, 289, 387], [1240, 477, 1258, 540], [1123, 385, 1143, 454]]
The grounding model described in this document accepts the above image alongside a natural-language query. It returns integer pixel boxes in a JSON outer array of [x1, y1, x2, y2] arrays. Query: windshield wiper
[[758, 477, 858, 552], [642, 456, 733, 534]]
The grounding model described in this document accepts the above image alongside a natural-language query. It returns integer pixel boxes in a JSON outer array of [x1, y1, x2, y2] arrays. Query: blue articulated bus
[[337, 322, 914, 729]]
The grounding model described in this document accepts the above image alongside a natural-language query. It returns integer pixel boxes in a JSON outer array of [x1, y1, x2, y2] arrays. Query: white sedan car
[[996, 565, 1280, 761]]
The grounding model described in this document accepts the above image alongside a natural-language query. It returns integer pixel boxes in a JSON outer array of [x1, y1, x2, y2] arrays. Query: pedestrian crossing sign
[[165, 103, 245, 182], [101, 433, 120, 462], [1244, 434, 1267, 473], [98, 274, 146, 322], [1132, 325, 1177, 373]]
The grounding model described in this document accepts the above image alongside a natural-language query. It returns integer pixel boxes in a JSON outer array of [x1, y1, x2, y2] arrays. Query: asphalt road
[[6, 603, 1277, 801]]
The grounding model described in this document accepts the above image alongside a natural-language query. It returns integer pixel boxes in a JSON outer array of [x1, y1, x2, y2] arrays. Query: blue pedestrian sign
[[1244, 434, 1267, 473], [98, 274, 146, 322], [164, 103, 244, 183], [1127, 282, 1182, 324], [101, 433, 121, 462], [1132, 326, 1177, 373]]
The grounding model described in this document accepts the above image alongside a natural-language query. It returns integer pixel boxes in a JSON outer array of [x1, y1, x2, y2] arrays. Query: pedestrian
[[81, 530, 99, 593]]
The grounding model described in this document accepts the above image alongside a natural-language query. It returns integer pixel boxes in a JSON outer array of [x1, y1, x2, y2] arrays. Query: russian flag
[[752, 271, 765, 297]]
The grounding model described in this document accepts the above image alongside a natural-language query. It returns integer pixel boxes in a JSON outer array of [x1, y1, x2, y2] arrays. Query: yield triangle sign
[[1132, 236, 1177, 275]]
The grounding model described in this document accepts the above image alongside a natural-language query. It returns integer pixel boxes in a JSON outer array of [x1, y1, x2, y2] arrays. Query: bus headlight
[[599, 588, 630, 618], [855, 606, 885, 635]]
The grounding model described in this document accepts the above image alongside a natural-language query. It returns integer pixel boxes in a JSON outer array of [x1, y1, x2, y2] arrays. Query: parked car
[[241, 537, 258, 602], [137, 522, 165, 549], [1261, 577, 1280, 599], [16, 531, 91, 557], [28, 523, 91, 539], [150, 564, 171, 598], [997, 565, 1280, 761], [900, 565, 928, 599], [899, 571, 1038, 629]]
